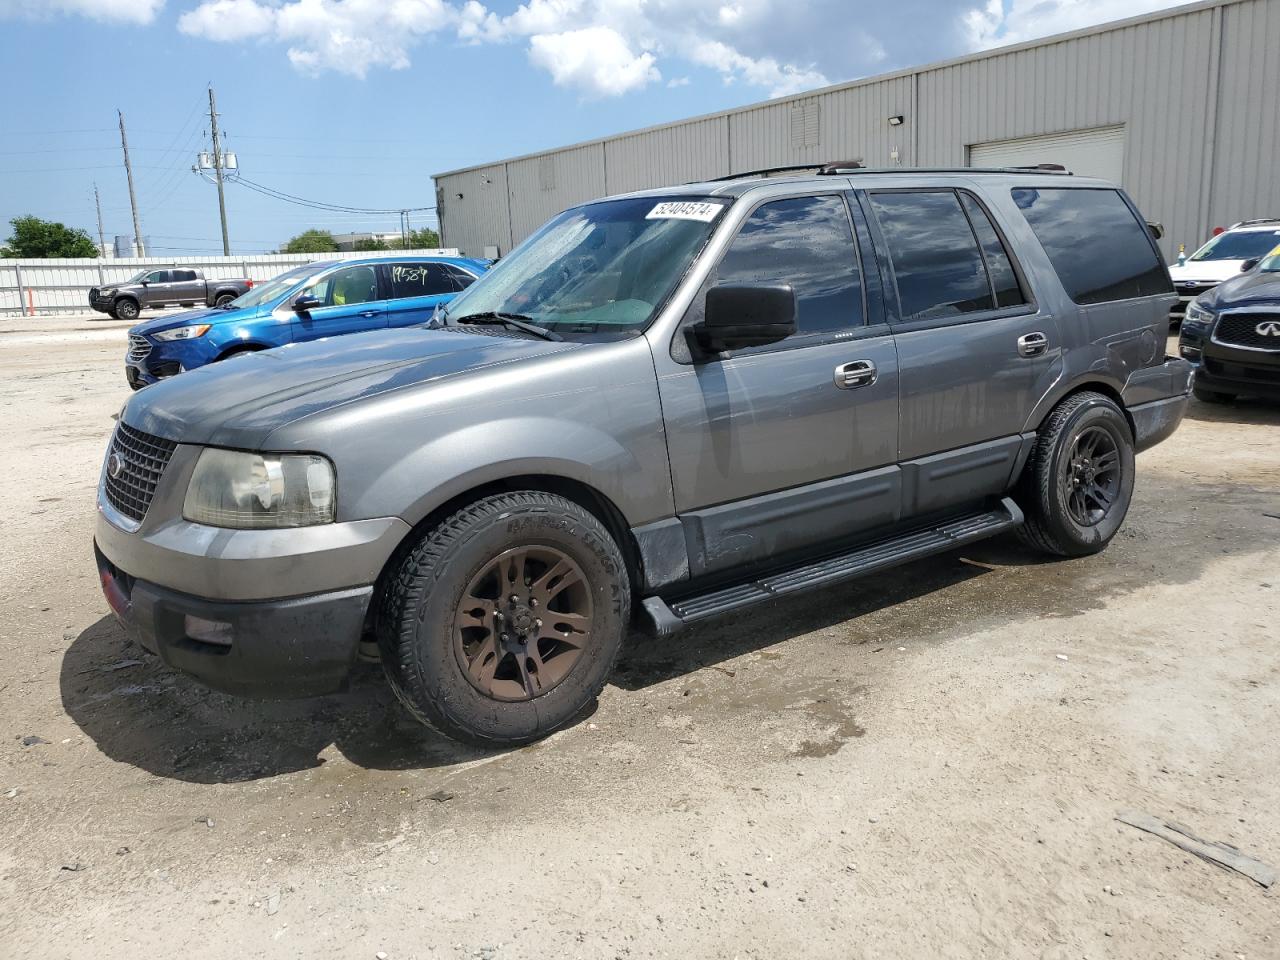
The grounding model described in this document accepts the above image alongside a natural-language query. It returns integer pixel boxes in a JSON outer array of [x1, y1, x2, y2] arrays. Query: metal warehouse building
[[434, 0, 1278, 262]]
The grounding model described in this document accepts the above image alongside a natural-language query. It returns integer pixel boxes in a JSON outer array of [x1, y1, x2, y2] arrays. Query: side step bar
[[640, 498, 1023, 637]]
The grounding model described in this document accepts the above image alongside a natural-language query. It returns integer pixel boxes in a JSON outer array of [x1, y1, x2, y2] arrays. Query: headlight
[[152, 324, 212, 341], [1184, 301, 1215, 324], [183, 448, 335, 528], [101, 288, 118, 297]]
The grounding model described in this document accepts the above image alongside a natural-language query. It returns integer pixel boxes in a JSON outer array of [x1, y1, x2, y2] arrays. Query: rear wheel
[[1193, 384, 1234, 404], [378, 491, 630, 746], [1018, 392, 1135, 557], [114, 298, 139, 321], [214, 293, 236, 307]]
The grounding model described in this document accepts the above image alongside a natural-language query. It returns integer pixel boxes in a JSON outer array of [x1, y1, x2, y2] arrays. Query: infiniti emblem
[[1257, 321, 1280, 337], [107, 452, 125, 479]]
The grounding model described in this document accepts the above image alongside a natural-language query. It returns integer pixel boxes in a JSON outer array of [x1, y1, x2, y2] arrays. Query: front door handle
[[834, 359, 877, 389], [359, 310, 379, 318], [1017, 332, 1048, 357]]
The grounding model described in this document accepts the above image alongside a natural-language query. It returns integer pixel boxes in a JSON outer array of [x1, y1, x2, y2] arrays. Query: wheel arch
[[1027, 376, 1135, 438], [214, 341, 271, 361]]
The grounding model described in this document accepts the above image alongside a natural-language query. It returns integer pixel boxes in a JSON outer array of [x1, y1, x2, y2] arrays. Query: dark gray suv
[[95, 166, 1192, 746]]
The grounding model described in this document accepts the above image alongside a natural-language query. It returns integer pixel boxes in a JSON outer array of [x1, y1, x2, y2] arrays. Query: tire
[[1193, 384, 1234, 404], [107, 308, 119, 320], [114, 298, 139, 321], [1017, 391, 1136, 558], [378, 491, 630, 747], [214, 293, 236, 307]]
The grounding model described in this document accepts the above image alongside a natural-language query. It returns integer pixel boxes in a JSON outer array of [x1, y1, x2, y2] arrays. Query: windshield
[[1260, 243, 1280, 272], [1189, 228, 1280, 261], [228, 262, 326, 308], [443, 196, 729, 339]]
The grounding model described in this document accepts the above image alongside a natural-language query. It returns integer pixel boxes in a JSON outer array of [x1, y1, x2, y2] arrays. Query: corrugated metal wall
[[434, 0, 1277, 260], [0, 249, 458, 317]]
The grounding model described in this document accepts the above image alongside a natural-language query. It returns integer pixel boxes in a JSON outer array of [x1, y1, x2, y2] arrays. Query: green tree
[[2, 216, 99, 258], [406, 227, 440, 249], [283, 229, 338, 254], [353, 236, 388, 251]]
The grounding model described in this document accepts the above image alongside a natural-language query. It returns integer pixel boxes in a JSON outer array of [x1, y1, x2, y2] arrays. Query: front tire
[[378, 491, 630, 747], [114, 298, 139, 321], [1017, 392, 1135, 557]]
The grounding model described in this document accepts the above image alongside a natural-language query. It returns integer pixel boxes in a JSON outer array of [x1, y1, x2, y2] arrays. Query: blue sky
[[0, 0, 1186, 255]]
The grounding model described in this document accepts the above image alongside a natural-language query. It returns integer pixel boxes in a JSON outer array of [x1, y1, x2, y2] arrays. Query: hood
[[124, 325, 581, 447], [1202, 268, 1280, 308], [131, 303, 264, 336], [1168, 259, 1248, 284]]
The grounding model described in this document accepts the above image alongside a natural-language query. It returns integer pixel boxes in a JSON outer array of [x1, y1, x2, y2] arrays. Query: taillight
[[246, 279, 255, 288]]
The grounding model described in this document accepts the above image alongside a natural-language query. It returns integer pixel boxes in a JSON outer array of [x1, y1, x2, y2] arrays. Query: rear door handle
[[359, 310, 379, 318], [1017, 332, 1048, 357], [834, 359, 877, 389]]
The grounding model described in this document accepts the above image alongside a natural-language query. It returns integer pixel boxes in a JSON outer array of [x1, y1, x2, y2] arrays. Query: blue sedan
[[124, 255, 490, 389]]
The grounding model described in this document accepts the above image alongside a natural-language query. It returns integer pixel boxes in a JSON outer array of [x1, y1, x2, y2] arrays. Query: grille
[[1177, 282, 1217, 298], [89, 287, 100, 302], [127, 334, 152, 363], [103, 424, 177, 524], [1214, 313, 1280, 350]]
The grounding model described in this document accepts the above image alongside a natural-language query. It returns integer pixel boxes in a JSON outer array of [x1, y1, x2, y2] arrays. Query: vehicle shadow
[[1185, 394, 1280, 425]]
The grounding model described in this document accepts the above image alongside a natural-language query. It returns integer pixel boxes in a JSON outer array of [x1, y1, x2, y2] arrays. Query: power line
[[230, 175, 434, 215]]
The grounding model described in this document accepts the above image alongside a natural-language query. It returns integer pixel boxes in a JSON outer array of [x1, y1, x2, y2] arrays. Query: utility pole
[[117, 110, 145, 256], [208, 86, 231, 256], [93, 182, 107, 256], [400, 210, 409, 248]]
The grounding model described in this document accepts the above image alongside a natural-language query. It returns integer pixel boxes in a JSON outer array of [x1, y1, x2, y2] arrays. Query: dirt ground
[[1, 318, 1277, 959]]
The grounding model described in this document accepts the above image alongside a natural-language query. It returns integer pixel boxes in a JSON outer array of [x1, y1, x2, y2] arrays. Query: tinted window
[[716, 195, 863, 335], [1012, 188, 1169, 303], [171, 269, 198, 282], [308, 265, 378, 307], [444, 264, 477, 290], [870, 191, 994, 320], [386, 262, 454, 299], [960, 193, 1026, 308], [144, 270, 171, 283]]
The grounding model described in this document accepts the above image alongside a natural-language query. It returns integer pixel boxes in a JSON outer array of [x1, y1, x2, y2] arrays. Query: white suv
[[1168, 219, 1280, 317]]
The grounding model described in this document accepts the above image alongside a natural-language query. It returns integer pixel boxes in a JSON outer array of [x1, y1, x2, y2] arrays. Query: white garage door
[[967, 125, 1126, 184]]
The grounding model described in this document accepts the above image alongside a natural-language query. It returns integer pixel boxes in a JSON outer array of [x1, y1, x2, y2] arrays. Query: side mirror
[[293, 294, 322, 313], [1146, 221, 1164, 241], [1240, 258, 1260, 273], [694, 283, 797, 355], [140, 280, 150, 286]]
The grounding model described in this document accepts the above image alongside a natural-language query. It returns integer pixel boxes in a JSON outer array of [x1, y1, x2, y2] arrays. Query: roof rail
[[703, 162, 1075, 183], [1229, 218, 1280, 229]]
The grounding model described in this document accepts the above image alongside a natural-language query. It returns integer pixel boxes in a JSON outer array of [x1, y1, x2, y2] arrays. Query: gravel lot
[[1, 317, 1278, 959]]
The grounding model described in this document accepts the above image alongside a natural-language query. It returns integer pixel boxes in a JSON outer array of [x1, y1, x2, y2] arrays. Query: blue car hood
[[131, 304, 266, 335], [1203, 269, 1280, 308], [124, 325, 581, 448]]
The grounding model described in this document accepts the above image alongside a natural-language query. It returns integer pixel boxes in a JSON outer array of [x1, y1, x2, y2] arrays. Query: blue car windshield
[[443, 196, 729, 340], [228, 262, 325, 308]]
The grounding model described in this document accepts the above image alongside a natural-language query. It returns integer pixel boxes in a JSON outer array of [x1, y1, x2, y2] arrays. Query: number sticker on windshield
[[645, 201, 723, 222]]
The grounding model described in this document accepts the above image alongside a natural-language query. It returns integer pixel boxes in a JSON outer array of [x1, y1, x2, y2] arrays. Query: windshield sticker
[[645, 201, 722, 222]]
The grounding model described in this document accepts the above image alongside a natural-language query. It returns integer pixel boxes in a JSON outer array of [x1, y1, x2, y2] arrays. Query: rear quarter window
[[1012, 187, 1170, 304]]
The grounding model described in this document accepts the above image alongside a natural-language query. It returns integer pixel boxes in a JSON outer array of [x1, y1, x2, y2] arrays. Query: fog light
[[184, 614, 233, 646], [1180, 344, 1201, 359]]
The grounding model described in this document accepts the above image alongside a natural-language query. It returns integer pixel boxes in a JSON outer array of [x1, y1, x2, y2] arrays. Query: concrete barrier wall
[[0, 249, 459, 317]]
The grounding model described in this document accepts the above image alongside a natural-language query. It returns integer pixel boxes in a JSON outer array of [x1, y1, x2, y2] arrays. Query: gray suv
[[95, 166, 1192, 746]]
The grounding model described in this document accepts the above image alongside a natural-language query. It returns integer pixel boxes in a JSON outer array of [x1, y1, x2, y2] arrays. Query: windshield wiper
[[451, 311, 562, 342]]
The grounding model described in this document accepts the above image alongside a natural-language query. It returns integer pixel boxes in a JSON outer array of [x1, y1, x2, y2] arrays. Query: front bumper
[[96, 543, 370, 697]]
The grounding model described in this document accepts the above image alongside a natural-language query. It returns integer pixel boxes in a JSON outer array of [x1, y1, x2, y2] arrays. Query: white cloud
[[688, 39, 827, 97], [0, 0, 163, 22], [961, 0, 1188, 50], [176, 0, 273, 41], [528, 26, 660, 97]]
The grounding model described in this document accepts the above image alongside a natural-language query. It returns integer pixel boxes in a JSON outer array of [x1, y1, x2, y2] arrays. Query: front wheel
[[1017, 392, 1136, 557], [114, 299, 139, 321], [378, 491, 630, 746]]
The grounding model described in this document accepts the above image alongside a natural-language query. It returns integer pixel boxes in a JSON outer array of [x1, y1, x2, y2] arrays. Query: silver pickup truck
[[89, 268, 253, 320]]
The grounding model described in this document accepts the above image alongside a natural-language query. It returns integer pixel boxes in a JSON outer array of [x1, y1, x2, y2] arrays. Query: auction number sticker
[[646, 201, 723, 222]]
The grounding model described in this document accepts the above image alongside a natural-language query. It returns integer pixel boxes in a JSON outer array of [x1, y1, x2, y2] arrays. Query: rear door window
[[960, 193, 1026, 308], [171, 269, 198, 282], [716, 194, 864, 337], [443, 264, 478, 290], [868, 191, 994, 320], [385, 262, 455, 299], [1011, 187, 1170, 303]]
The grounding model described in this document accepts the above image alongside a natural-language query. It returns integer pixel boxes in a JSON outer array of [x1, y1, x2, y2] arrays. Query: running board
[[640, 498, 1023, 637]]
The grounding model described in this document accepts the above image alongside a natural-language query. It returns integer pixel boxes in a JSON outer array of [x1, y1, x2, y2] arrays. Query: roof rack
[[704, 161, 1073, 182], [1229, 218, 1280, 228]]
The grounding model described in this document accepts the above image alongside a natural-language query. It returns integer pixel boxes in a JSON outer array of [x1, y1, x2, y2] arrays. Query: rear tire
[[1017, 392, 1135, 558], [114, 298, 139, 321], [378, 491, 630, 747], [1193, 384, 1234, 404], [214, 293, 236, 307]]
